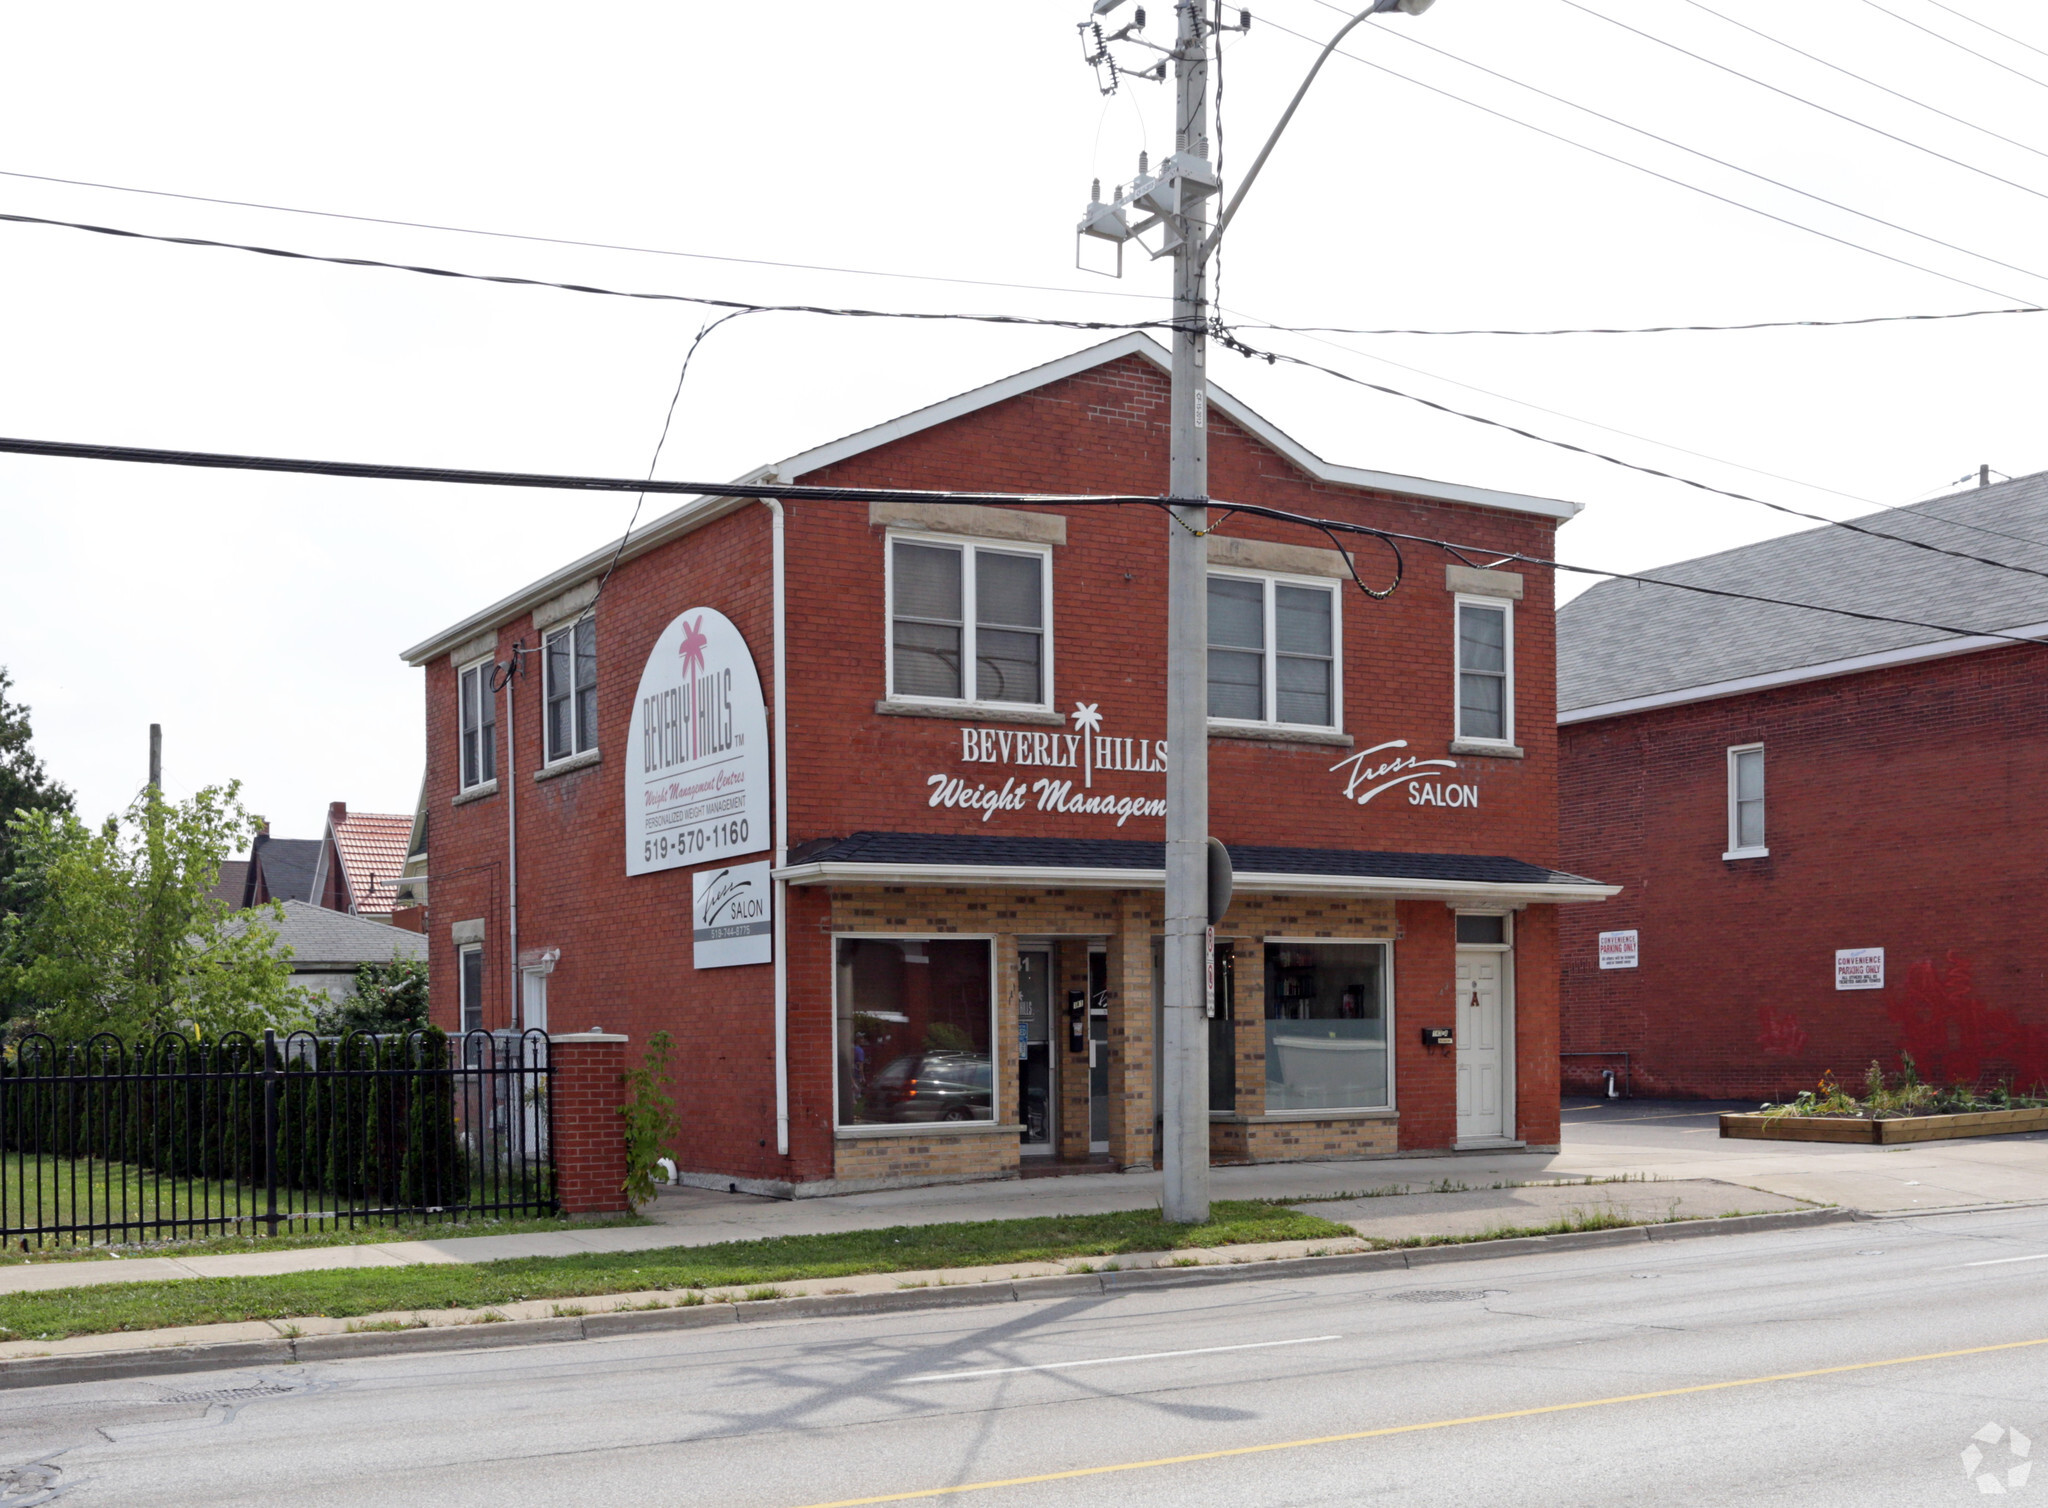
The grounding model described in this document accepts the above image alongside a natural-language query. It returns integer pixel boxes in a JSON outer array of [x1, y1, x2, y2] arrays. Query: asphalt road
[[4, 1204, 2047, 1507]]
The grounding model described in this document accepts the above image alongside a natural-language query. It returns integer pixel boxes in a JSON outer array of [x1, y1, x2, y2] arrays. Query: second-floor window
[[1207, 572, 1338, 728], [1455, 598, 1513, 745], [1727, 744, 1766, 858], [544, 616, 597, 763], [459, 658, 496, 790], [888, 536, 1049, 708]]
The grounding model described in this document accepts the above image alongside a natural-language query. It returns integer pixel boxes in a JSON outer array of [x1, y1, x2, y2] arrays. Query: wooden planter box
[[1720, 1106, 2048, 1145]]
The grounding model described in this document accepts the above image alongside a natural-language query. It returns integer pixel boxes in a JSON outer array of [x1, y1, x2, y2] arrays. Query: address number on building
[[644, 820, 751, 865]]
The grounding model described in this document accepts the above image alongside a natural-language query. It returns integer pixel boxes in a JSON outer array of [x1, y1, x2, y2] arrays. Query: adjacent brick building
[[1558, 472, 2048, 1101], [401, 335, 1613, 1195]]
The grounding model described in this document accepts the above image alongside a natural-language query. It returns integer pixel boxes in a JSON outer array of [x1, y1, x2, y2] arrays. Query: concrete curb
[[0, 1206, 1856, 1391]]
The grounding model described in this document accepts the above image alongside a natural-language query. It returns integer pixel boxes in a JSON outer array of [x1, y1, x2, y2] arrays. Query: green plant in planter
[[621, 1030, 679, 1209]]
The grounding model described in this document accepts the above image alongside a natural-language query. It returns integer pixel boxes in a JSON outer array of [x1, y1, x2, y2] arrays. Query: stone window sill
[[835, 1121, 1025, 1140], [1723, 847, 1770, 862], [1449, 741, 1524, 759], [1207, 722, 1354, 749], [534, 747, 602, 782], [452, 780, 499, 807], [875, 700, 1065, 727]]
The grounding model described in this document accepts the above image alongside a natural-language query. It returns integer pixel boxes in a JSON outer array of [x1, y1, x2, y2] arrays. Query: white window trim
[[1205, 568, 1344, 733], [1260, 935, 1395, 1115], [831, 932, 1003, 1135], [883, 530, 1055, 715], [1452, 908, 1514, 951], [457, 656, 496, 792], [1725, 742, 1769, 860], [1453, 593, 1515, 748], [541, 613, 597, 766], [458, 942, 486, 1035]]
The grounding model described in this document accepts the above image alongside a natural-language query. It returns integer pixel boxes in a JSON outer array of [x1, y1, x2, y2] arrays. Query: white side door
[[1455, 949, 1507, 1142]]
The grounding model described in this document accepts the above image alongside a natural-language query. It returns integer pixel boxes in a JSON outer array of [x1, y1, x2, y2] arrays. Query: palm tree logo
[[678, 617, 709, 760], [1073, 702, 1102, 787]]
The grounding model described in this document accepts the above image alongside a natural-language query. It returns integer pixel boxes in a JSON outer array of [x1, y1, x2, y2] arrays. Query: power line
[[1918, 0, 2048, 63], [1251, 10, 2029, 303], [1557, 0, 2048, 205], [0, 429, 2039, 651], [1212, 328, 2048, 587], [1232, 305, 2046, 336], [1855, 0, 2048, 89], [1678, 0, 2048, 165], [0, 166, 1167, 307]]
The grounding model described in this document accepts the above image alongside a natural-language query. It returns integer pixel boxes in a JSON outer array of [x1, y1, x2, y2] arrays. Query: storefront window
[[835, 937, 995, 1128], [1264, 942, 1389, 1111]]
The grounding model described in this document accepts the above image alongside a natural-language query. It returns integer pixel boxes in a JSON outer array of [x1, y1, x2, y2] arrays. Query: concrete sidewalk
[[3, 1099, 2041, 1297]]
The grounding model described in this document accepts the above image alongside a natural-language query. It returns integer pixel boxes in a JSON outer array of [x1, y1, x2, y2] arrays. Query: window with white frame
[[1455, 597, 1513, 745], [459, 943, 485, 1036], [888, 536, 1049, 707], [458, 659, 497, 790], [1727, 744, 1766, 857], [1206, 572, 1338, 728], [543, 615, 597, 763]]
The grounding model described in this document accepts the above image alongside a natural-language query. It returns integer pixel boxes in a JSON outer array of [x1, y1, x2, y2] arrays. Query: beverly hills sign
[[925, 701, 1476, 826]]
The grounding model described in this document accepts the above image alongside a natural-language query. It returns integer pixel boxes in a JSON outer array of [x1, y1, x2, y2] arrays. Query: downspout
[[504, 643, 521, 1033], [765, 498, 790, 1158]]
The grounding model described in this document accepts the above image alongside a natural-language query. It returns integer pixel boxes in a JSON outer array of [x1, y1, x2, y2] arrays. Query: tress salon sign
[[627, 608, 769, 876]]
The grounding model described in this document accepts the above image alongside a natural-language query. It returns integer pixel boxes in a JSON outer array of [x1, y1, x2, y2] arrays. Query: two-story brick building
[[401, 334, 1614, 1195], [1558, 471, 2048, 1101]]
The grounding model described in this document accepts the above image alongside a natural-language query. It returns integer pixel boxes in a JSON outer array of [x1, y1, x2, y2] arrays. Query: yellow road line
[[786, 1335, 2048, 1507]]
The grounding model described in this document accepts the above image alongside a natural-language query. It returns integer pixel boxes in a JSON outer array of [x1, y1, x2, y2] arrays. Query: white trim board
[[402, 334, 1581, 666], [1558, 616, 2048, 726]]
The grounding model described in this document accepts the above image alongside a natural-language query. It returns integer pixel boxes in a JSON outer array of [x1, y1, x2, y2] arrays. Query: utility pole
[[1078, 0, 1439, 1223], [148, 723, 162, 792]]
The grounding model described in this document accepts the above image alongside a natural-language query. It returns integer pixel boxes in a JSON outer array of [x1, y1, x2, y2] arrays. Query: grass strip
[[0, 1213, 652, 1267], [0, 1201, 1350, 1343]]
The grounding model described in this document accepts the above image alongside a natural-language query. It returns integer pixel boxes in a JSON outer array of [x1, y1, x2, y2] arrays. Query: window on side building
[[887, 536, 1050, 709], [835, 937, 995, 1128], [1455, 597, 1513, 745], [1206, 572, 1338, 729], [459, 943, 485, 1036], [459, 658, 496, 791], [543, 615, 598, 763], [1264, 941, 1390, 1112], [1726, 744, 1766, 858]]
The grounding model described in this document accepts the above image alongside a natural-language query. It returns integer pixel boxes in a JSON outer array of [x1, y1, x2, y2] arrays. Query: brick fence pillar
[[548, 1031, 631, 1215]]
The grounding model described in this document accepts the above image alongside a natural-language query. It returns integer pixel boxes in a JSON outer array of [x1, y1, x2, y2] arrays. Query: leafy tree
[[0, 781, 308, 1043], [315, 954, 431, 1036], [0, 668, 73, 918]]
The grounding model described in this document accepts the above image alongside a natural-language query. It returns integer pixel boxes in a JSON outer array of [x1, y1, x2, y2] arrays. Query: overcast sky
[[3, 0, 2044, 837]]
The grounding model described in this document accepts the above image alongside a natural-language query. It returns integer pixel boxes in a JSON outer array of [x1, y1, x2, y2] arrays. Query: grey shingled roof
[[251, 837, 321, 904], [1559, 470, 2048, 715], [229, 900, 428, 971]]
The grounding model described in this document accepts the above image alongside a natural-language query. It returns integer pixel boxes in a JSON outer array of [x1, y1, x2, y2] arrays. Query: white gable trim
[[1559, 616, 2048, 725]]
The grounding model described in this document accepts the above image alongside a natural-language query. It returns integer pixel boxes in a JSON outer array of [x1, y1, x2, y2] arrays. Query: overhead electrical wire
[[1556, 0, 2048, 206], [1250, 11, 2030, 303], [1918, 0, 2048, 63], [1854, 0, 2048, 90], [1230, 305, 2045, 336], [0, 430, 2040, 650], [1676, 0, 2048, 165]]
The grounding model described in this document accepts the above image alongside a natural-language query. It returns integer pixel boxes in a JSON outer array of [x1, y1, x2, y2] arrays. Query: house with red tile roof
[[307, 801, 415, 923]]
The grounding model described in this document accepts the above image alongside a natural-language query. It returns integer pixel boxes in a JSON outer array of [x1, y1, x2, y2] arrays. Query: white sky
[[3, 0, 2044, 836]]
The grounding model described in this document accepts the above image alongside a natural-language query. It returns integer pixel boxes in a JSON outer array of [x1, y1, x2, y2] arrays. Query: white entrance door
[[1455, 949, 1508, 1142]]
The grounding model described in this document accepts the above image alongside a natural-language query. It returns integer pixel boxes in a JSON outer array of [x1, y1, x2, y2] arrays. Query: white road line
[[905, 1335, 1342, 1383], [1963, 1254, 2048, 1268]]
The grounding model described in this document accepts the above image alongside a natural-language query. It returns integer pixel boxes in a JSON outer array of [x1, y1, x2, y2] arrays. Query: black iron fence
[[0, 1028, 554, 1248]]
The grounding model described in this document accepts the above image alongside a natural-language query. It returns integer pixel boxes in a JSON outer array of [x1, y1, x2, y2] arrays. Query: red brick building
[[1558, 472, 2048, 1101], [401, 335, 1613, 1195]]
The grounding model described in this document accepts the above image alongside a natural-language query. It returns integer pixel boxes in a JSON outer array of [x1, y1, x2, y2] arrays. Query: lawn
[[0, 1201, 1353, 1342]]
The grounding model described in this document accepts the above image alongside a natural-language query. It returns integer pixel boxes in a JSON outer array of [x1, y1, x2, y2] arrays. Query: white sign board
[[1835, 948, 1885, 991], [627, 607, 769, 876], [1598, 930, 1639, 970], [693, 861, 773, 969]]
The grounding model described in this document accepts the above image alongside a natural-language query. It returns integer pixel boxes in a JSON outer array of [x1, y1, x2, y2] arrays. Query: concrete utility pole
[[1079, 0, 1440, 1223], [148, 723, 161, 792]]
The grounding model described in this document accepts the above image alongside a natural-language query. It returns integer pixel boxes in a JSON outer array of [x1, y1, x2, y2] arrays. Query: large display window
[[1264, 941, 1390, 1112], [835, 937, 996, 1128]]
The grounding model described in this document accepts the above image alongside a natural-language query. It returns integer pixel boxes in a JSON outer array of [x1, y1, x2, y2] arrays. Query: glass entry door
[[1088, 949, 1109, 1152], [1018, 948, 1053, 1154]]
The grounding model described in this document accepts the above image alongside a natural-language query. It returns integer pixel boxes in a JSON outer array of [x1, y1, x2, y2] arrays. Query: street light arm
[[1201, 3, 1389, 267]]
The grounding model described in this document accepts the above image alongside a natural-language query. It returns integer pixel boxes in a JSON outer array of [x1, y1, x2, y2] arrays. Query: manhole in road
[[1391, 1289, 1494, 1303]]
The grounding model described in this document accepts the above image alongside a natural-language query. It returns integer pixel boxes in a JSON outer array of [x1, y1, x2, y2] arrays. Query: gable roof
[[324, 809, 414, 918], [230, 899, 428, 970], [247, 836, 320, 906], [402, 334, 1581, 666], [1559, 470, 2048, 721]]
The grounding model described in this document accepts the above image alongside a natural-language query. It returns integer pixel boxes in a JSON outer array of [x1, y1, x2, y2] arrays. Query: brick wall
[[1559, 643, 2048, 1101], [549, 1033, 630, 1215]]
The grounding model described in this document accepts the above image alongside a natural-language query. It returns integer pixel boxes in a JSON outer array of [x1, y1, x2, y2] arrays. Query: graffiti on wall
[[1887, 952, 2048, 1093], [1755, 1004, 1810, 1056]]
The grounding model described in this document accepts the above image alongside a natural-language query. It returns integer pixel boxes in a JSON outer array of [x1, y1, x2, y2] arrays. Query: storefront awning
[[776, 832, 1619, 906]]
